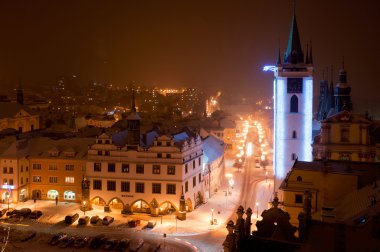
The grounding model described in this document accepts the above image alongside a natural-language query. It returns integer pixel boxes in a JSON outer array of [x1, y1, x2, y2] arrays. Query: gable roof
[[0, 102, 32, 119]]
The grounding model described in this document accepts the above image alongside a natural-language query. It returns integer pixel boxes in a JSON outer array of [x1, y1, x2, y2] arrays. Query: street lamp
[[255, 202, 259, 218], [160, 207, 163, 224], [82, 201, 87, 216], [6, 194, 10, 211], [211, 208, 214, 225], [265, 171, 268, 183]]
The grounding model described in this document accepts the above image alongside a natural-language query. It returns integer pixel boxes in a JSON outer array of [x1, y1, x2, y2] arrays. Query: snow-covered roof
[[27, 137, 94, 160], [144, 130, 159, 147], [112, 130, 128, 147], [203, 135, 225, 164], [173, 132, 190, 142], [334, 180, 380, 223]]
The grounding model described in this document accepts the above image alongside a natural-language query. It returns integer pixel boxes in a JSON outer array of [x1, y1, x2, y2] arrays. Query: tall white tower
[[273, 7, 314, 191]]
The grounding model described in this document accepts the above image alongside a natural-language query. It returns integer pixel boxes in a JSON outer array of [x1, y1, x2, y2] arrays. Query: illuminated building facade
[[0, 103, 40, 133], [28, 137, 92, 203], [280, 160, 380, 226], [86, 131, 204, 213], [273, 8, 313, 190]]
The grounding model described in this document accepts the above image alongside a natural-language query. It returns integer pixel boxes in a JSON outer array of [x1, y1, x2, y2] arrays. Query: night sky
[[0, 1, 379, 109]]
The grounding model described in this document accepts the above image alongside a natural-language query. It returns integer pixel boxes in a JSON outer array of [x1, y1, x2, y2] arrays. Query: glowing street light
[[256, 202, 259, 218], [160, 207, 163, 224], [6, 194, 10, 211], [82, 201, 87, 215], [211, 208, 214, 225], [265, 171, 268, 183]]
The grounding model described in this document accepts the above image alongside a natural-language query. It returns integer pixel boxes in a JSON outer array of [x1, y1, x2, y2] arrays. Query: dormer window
[[97, 140, 102, 144], [157, 142, 162, 146], [166, 141, 171, 146], [48, 147, 59, 157], [105, 140, 110, 144]]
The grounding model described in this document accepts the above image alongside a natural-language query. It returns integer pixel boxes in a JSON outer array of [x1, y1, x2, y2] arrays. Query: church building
[[273, 6, 313, 190]]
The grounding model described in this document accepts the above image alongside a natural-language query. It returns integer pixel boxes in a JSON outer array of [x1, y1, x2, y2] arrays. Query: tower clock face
[[287, 78, 303, 93]]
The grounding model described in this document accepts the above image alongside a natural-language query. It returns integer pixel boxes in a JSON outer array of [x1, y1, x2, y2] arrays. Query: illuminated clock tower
[[273, 6, 313, 191]]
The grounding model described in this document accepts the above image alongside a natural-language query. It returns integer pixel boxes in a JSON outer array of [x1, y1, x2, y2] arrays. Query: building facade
[[28, 137, 92, 203], [312, 111, 378, 162], [280, 160, 380, 226], [0, 103, 40, 133], [0, 138, 30, 204], [87, 131, 204, 213]]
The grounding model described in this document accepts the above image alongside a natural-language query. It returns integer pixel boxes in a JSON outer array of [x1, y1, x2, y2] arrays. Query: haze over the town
[[0, 0, 379, 109]]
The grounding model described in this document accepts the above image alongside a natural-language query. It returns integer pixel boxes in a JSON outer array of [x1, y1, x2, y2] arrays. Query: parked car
[[58, 236, 75, 248], [89, 234, 106, 250], [90, 215, 100, 225], [29, 210, 43, 219], [78, 215, 90, 225], [5, 208, 15, 217], [49, 233, 67, 246], [73, 236, 89, 248], [145, 220, 157, 229], [104, 238, 119, 250], [115, 238, 130, 252], [20, 231, 36, 242], [128, 219, 141, 228], [64, 213, 79, 224], [15, 208, 31, 217], [129, 238, 144, 252], [102, 216, 114, 225], [0, 209, 7, 217]]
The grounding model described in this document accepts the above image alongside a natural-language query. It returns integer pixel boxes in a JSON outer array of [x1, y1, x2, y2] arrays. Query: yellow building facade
[[0, 103, 40, 133], [312, 111, 378, 162], [280, 160, 380, 226], [28, 138, 93, 203]]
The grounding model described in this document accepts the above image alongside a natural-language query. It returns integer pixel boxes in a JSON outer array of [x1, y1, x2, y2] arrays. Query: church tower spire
[[334, 57, 351, 113], [273, 0, 313, 192], [276, 46, 282, 65], [284, 0, 304, 64], [127, 89, 141, 149]]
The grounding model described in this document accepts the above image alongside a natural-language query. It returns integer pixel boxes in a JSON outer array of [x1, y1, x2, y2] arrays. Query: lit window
[[153, 165, 161, 174], [65, 177, 75, 183], [33, 176, 41, 182], [122, 164, 129, 173]]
